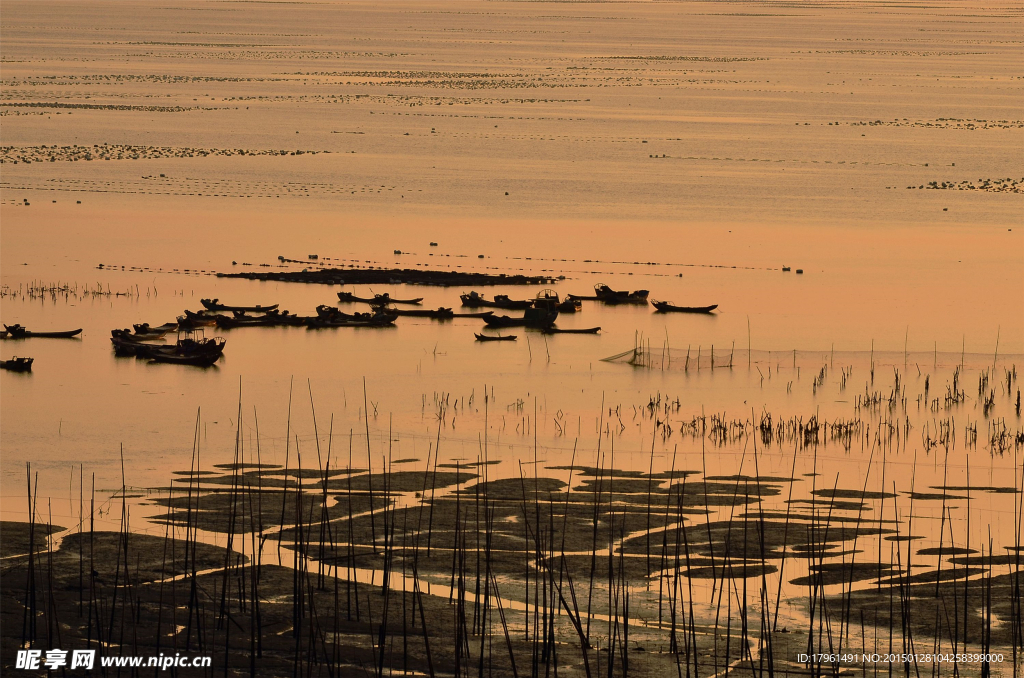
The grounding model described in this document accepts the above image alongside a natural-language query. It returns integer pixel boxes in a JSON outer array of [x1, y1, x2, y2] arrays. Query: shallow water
[[1, 1, 1022, 669]]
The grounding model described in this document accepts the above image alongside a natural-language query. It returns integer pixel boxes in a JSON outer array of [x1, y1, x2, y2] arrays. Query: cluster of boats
[[2, 284, 717, 369], [176, 285, 715, 344], [110, 324, 226, 367], [572, 284, 718, 313]]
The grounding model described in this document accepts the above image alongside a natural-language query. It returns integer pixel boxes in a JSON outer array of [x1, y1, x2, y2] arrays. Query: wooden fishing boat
[[532, 289, 561, 309], [2, 324, 82, 339], [149, 352, 221, 367], [307, 316, 397, 328], [531, 289, 581, 313], [316, 304, 347, 319], [180, 310, 222, 327], [452, 311, 496, 319], [111, 329, 225, 360], [110, 329, 151, 354], [131, 322, 178, 339], [555, 298, 581, 313], [541, 326, 601, 334], [491, 294, 534, 310], [1, 357, 33, 371], [568, 284, 649, 305], [337, 291, 423, 305], [111, 328, 156, 343], [313, 305, 397, 325], [596, 283, 648, 304], [652, 301, 718, 314], [482, 308, 558, 328], [214, 309, 308, 328], [460, 291, 533, 310], [389, 307, 454, 319], [110, 334, 151, 356], [475, 334, 517, 342], [201, 299, 278, 312]]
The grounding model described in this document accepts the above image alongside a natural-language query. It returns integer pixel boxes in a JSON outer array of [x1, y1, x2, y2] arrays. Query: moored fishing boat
[[568, 283, 649, 304], [652, 300, 718, 314], [388, 306, 454, 319], [337, 291, 423, 305], [180, 310, 222, 327], [482, 307, 558, 328], [312, 305, 397, 326], [529, 289, 582, 313], [541, 326, 601, 334], [2, 324, 82, 339], [149, 352, 221, 367], [474, 333, 517, 342], [201, 299, 279, 312], [132, 322, 178, 339], [532, 288, 561, 309], [596, 283, 649, 304], [316, 304, 348, 320], [214, 310, 307, 328], [460, 291, 533, 310], [307, 315, 397, 328], [111, 329, 225, 360], [1, 357, 33, 371], [555, 298, 581, 313], [452, 311, 496, 319]]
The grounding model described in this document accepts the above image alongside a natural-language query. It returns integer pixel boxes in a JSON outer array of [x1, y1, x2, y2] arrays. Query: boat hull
[[338, 292, 423, 305], [200, 299, 279, 312], [460, 294, 533, 310], [475, 333, 517, 341], [3, 325, 82, 339], [541, 327, 601, 334], [1, 358, 33, 371], [482, 308, 558, 328], [653, 302, 718, 314], [149, 353, 221, 367], [391, 307, 454, 319]]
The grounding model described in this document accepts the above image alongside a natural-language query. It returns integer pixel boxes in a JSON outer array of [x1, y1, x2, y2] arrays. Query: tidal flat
[[2, 0, 1022, 675]]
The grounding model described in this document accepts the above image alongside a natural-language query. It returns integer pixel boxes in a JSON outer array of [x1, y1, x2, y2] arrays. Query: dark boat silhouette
[[200, 298, 279, 312], [475, 333, 517, 342], [541, 326, 601, 334], [1, 356, 33, 371], [568, 283, 649, 305], [110, 329, 225, 361], [131, 322, 178, 339], [149, 352, 221, 367], [215, 310, 309, 328], [2, 324, 82, 339], [310, 305, 397, 327], [482, 308, 558, 328], [387, 306, 454, 319], [337, 292, 423, 306], [460, 291, 533, 310], [652, 300, 718, 314]]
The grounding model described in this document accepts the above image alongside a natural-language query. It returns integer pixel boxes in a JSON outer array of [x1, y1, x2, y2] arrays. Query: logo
[[15, 649, 95, 670]]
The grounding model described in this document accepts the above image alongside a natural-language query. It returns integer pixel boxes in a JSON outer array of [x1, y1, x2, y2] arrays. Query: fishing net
[[602, 345, 1022, 373], [602, 344, 736, 370]]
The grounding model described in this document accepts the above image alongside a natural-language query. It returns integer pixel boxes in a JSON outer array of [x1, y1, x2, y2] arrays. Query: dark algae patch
[[218, 267, 557, 287], [0, 521, 64, 558]]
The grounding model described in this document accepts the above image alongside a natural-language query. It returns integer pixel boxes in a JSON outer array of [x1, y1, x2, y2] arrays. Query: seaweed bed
[[2, 456, 1020, 677], [217, 267, 558, 287]]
